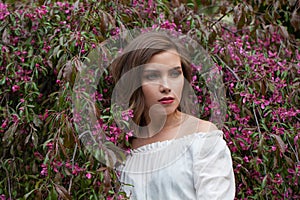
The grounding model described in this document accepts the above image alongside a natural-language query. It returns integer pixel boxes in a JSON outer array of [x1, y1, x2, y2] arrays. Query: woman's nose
[[159, 78, 171, 93]]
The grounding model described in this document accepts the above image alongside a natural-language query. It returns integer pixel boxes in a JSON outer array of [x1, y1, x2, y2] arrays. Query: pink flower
[[121, 110, 134, 121], [46, 142, 53, 150], [71, 163, 84, 175], [0, 194, 6, 200], [268, 50, 277, 58], [2, 45, 8, 53], [256, 157, 262, 164], [34, 151, 43, 160], [0, 3, 10, 20], [35, 6, 48, 18], [86, 173, 92, 179], [53, 167, 59, 173], [12, 114, 19, 123], [287, 168, 295, 174], [274, 173, 283, 185], [294, 134, 299, 146], [1, 120, 8, 129], [125, 130, 134, 141], [56, 2, 64, 7], [12, 85, 20, 92], [65, 162, 72, 169], [40, 164, 48, 176]]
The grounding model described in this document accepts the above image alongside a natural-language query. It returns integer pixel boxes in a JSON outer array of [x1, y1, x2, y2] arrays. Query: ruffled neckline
[[130, 129, 223, 154]]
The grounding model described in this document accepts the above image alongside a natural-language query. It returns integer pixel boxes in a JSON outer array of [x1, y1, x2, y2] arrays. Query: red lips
[[158, 97, 175, 104]]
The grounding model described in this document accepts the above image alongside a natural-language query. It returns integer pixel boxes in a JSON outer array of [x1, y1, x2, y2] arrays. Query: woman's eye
[[144, 73, 159, 80], [169, 70, 182, 78]]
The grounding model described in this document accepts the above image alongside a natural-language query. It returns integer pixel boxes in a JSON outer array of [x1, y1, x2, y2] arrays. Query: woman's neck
[[145, 110, 184, 138], [131, 111, 187, 149]]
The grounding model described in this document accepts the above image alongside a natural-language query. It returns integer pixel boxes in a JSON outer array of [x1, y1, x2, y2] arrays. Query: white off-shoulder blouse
[[118, 130, 235, 200]]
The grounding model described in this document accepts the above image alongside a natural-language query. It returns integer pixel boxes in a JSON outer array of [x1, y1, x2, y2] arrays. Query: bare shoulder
[[197, 119, 219, 133], [183, 114, 219, 133]]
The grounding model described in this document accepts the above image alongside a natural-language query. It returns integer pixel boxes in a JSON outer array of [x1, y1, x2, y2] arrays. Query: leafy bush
[[0, 0, 299, 199]]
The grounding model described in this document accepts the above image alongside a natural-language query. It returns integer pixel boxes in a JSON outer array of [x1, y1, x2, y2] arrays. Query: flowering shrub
[[215, 28, 300, 198], [0, 0, 299, 199]]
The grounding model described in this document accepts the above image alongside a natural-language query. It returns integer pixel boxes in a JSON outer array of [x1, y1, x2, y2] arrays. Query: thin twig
[[286, 136, 299, 163], [68, 130, 86, 193], [68, 130, 95, 193], [252, 104, 261, 135], [253, 104, 270, 200], [210, 8, 234, 29], [68, 142, 78, 193], [1, 163, 12, 200], [68, 175, 73, 194], [214, 54, 241, 81]]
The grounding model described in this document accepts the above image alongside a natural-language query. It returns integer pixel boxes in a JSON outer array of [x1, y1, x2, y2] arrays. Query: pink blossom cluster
[[121, 109, 134, 121], [0, 3, 9, 20], [40, 160, 85, 177], [39, 141, 86, 178]]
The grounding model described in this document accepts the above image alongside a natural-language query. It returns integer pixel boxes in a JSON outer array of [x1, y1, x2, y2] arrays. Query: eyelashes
[[144, 72, 160, 81], [143, 68, 183, 81], [169, 69, 182, 78]]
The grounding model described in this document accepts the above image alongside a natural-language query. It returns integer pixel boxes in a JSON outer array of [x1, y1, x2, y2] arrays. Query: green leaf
[[3, 124, 18, 146], [48, 186, 58, 200], [32, 131, 38, 147], [0, 76, 6, 85], [261, 175, 268, 189], [23, 189, 37, 199], [53, 45, 61, 58], [59, 36, 64, 46]]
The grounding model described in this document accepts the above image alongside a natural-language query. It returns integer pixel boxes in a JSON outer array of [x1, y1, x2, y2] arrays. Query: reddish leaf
[[271, 134, 286, 153], [63, 60, 73, 82], [279, 25, 289, 39], [54, 184, 72, 200], [2, 28, 10, 45], [283, 154, 295, 167], [291, 9, 300, 31]]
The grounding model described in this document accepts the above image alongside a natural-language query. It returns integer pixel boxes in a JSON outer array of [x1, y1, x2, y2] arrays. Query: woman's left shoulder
[[196, 119, 219, 133], [184, 114, 219, 133], [188, 118, 227, 157], [178, 113, 222, 140]]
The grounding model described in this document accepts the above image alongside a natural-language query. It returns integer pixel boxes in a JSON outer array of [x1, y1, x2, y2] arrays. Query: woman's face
[[142, 50, 184, 116]]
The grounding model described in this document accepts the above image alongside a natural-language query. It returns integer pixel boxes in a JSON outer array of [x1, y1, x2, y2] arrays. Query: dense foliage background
[[0, 0, 299, 199]]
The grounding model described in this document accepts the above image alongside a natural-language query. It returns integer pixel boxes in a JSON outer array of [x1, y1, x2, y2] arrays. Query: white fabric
[[118, 130, 235, 200]]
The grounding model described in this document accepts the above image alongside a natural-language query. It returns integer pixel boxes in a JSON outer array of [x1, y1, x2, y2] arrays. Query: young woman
[[111, 31, 235, 199]]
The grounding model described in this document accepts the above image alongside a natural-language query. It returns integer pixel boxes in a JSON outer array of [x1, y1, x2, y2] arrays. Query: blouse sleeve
[[193, 132, 235, 200]]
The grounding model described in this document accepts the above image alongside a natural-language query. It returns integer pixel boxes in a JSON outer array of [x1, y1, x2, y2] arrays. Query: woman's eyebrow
[[171, 66, 182, 70], [143, 69, 159, 73], [168, 66, 182, 72], [143, 66, 182, 72]]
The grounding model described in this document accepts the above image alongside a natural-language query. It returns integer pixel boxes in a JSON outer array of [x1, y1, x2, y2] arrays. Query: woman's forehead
[[145, 50, 181, 69]]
